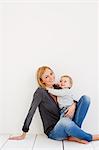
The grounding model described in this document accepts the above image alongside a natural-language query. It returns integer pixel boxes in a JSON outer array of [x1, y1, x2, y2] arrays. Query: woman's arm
[[22, 89, 42, 132], [47, 87, 70, 97], [9, 88, 42, 140]]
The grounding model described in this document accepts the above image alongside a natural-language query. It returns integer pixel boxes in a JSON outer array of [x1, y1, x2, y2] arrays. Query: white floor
[[0, 134, 99, 150]]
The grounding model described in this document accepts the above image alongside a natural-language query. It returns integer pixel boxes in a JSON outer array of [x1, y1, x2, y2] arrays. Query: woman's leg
[[73, 95, 90, 127], [48, 118, 68, 141], [48, 117, 92, 142]]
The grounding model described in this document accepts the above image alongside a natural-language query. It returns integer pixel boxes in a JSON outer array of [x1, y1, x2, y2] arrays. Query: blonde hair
[[36, 66, 53, 89], [61, 75, 73, 88]]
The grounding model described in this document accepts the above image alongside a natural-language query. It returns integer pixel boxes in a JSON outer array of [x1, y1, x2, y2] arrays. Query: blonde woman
[[9, 66, 99, 144]]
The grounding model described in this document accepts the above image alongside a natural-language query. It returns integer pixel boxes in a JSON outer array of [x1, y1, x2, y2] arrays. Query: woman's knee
[[60, 117, 75, 130], [81, 95, 91, 105]]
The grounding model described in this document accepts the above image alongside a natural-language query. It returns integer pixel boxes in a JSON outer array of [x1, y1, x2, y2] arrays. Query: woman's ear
[[40, 78, 45, 84], [40, 78, 42, 81]]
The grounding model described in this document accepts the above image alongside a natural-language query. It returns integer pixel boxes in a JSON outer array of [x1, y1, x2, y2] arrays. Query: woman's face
[[41, 68, 55, 88]]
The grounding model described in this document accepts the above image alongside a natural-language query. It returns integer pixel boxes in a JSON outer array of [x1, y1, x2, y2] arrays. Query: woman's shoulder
[[34, 87, 46, 94]]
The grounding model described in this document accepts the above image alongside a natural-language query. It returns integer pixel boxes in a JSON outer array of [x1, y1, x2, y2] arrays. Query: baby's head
[[59, 75, 73, 89]]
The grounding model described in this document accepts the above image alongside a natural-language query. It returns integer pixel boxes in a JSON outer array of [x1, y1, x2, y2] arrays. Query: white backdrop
[[0, 0, 98, 135]]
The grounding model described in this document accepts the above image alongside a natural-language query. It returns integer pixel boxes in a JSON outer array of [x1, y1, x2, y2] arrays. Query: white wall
[[0, 0, 98, 134], [97, 0, 99, 130]]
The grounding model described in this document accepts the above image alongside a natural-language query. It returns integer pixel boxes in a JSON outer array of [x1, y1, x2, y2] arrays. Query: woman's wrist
[[22, 132, 26, 137], [73, 101, 77, 106], [72, 102, 76, 110]]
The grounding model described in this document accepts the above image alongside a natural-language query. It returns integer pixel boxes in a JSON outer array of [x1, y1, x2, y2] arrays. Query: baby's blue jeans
[[48, 95, 92, 142]]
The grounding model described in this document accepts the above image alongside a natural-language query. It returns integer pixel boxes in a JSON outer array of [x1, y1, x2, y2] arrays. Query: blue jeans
[[48, 95, 92, 142]]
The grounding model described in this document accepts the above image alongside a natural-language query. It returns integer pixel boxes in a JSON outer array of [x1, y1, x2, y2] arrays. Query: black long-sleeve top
[[22, 87, 60, 135]]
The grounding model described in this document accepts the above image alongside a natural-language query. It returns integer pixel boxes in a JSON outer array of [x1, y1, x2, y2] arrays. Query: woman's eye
[[50, 72, 53, 75], [45, 76, 48, 78]]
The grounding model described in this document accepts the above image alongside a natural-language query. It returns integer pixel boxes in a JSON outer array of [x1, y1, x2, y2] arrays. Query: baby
[[47, 75, 79, 119]]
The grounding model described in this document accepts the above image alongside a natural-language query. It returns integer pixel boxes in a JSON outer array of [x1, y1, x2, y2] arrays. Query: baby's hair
[[60, 75, 73, 88]]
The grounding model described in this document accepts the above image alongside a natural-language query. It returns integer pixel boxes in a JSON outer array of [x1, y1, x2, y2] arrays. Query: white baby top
[[47, 88, 79, 109]]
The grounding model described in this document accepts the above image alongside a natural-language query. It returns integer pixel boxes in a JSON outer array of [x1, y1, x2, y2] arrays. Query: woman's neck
[[46, 85, 54, 88]]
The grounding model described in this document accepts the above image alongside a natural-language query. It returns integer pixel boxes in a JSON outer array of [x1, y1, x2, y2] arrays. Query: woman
[[9, 66, 99, 143]]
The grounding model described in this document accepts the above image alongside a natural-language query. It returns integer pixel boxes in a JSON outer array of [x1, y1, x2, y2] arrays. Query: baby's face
[[59, 77, 71, 88]]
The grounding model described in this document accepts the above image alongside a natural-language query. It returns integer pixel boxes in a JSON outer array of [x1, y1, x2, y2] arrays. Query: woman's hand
[[8, 132, 26, 140], [64, 102, 76, 119]]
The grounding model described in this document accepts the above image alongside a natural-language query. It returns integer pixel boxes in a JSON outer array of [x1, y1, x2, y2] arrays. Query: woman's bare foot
[[92, 134, 99, 141], [67, 136, 89, 144]]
